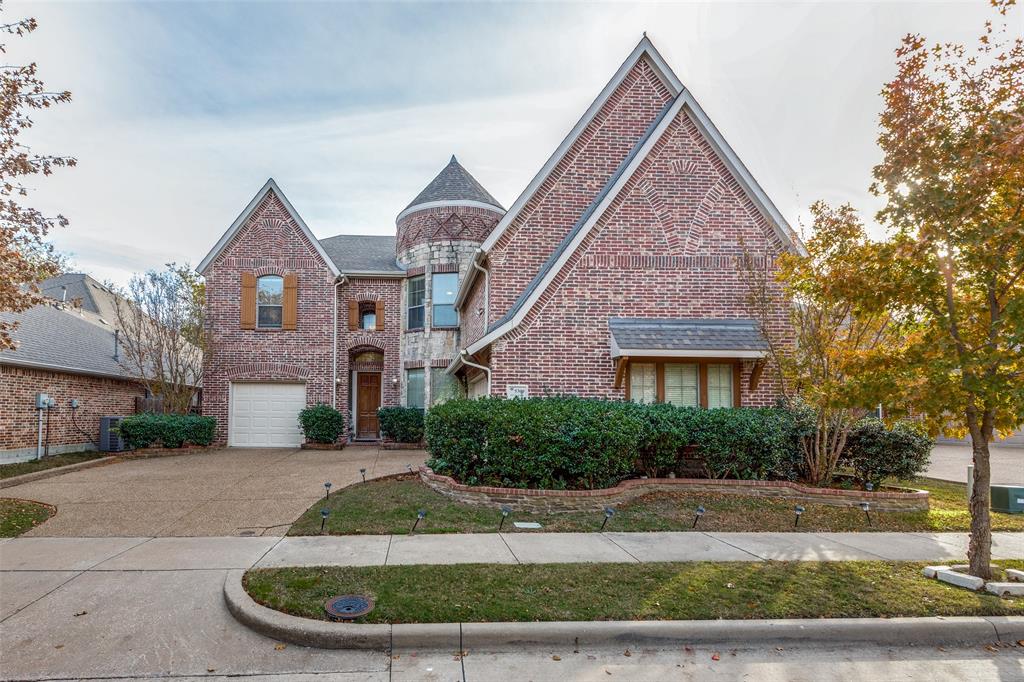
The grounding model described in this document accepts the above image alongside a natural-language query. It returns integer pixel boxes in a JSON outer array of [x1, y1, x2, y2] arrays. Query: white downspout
[[332, 276, 346, 409], [459, 349, 491, 396], [470, 251, 489, 326]]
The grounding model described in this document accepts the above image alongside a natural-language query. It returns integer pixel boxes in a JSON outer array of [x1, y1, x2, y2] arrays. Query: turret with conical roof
[[395, 156, 504, 265]]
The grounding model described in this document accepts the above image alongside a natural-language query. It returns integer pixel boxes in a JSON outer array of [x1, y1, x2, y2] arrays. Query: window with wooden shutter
[[375, 301, 385, 331], [348, 300, 358, 331], [282, 273, 297, 330], [240, 272, 256, 329]]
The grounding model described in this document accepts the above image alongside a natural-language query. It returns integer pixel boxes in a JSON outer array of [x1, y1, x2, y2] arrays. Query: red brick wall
[[488, 107, 792, 406], [397, 206, 500, 256], [0, 365, 144, 453], [203, 190, 337, 444], [487, 57, 674, 322]]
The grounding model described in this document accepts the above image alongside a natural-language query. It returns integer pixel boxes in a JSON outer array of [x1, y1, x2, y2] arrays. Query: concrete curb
[[223, 570, 1022, 651], [0, 456, 118, 489]]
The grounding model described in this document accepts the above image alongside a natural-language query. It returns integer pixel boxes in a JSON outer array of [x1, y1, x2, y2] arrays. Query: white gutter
[[458, 349, 491, 396]]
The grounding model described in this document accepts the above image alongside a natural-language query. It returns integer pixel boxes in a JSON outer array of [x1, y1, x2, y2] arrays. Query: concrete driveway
[[1, 446, 425, 537]]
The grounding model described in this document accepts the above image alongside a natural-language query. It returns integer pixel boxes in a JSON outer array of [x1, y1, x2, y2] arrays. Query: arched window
[[256, 275, 284, 328]]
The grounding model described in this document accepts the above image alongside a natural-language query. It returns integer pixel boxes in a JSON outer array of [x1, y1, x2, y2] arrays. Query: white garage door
[[229, 382, 306, 447]]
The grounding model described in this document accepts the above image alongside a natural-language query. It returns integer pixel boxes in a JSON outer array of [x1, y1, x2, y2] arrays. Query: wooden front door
[[356, 372, 381, 439]]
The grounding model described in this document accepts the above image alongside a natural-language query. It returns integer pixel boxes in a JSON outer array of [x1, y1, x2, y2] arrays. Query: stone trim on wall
[[418, 466, 930, 513]]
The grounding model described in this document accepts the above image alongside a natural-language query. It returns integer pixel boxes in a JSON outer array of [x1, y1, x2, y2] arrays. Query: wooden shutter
[[240, 272, 256, 329], [348, 300, 358, 331], [282, 273, 298, 330], [375, 300, 385, 331]]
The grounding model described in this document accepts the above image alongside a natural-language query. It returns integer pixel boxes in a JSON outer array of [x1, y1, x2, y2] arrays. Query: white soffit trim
[[196, 178, 341, 276], [396, 199, 505, 223], [612, 348, 768, 360], [477, 36, 682, 257], [464, 95, 688, 356]]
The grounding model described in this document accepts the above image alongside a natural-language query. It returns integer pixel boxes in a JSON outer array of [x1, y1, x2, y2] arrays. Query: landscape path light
[[411, 509, 427, 534], [793, 505, 805, 527], [324, 482, 332, 500], [693, 505, 706, 529], [860, 501, 872, 526], [499, 506, 512, 532], [359, 468, 366, 483], [320, 508, 330, 534], [600, 507, 615, 531]]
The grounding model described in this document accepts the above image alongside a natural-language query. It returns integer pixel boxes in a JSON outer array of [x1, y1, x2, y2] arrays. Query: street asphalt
[[926, 444, 1023, 485]]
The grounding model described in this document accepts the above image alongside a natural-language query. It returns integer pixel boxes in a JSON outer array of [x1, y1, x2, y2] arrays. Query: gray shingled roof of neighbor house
[[0, 303, 133, 380], [404, 156, 504, 211], [608, 318, 769, 355], [318, 234, 404, 273], [37, 273, 121, 323]]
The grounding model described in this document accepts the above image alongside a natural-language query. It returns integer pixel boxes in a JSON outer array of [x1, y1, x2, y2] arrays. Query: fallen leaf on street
[[623, 649, 632, 657], [73, 611, 87, 617], [274, 643, 286, 651], [551, 655, 561, 661], [712, 653, 720, 661]]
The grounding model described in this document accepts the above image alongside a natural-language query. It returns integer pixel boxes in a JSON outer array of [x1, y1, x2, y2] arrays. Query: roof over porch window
[[608, 318, 769, 359]]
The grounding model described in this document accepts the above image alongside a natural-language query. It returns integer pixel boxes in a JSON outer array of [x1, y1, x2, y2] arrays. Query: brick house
[[198, 37, 800, 448], [0, 275, 147, 461]]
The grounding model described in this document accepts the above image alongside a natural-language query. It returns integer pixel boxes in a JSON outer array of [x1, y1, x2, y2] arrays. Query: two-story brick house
[[198, 37, 800, 447]]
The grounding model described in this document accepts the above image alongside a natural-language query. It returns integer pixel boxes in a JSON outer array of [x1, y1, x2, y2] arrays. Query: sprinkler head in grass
[[600, 506, 615, 531], [860, 501, 872, 526], [359, 468, 366, 483], [793, 505, 805, 527], [324, 481, 332, 499], [411, 509, 427, 534], [692, 505, 706, 529], [498, 506, 512, 532], [320, 508, 330, 534]]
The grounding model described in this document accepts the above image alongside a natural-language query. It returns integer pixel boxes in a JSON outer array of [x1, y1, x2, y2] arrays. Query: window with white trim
[[406, 368, 425, 409], [431, 272, 459, 327], [407, 276, 425, 329], [256, 275, 283, 328]]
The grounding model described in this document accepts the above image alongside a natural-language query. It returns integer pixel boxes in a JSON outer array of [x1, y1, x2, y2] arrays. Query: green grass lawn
[[288, 475, 1024, 535], [0, 498, 54, 537], [0, 451, 108, 479], [245, 559, 1024, 624]]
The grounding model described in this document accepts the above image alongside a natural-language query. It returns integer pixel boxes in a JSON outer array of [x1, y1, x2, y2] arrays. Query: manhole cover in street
[[325, 595, 374, 620]]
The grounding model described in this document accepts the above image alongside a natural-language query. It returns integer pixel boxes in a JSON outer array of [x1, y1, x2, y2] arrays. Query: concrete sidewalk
[[2, 531, 1021, 575]]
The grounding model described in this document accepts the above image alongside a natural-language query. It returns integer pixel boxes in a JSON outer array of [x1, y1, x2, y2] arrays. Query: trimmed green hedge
[[116, 414, 216, 449], [840, 418, 933, 489], [299, 404, 345, 444], [424, 397, 808, 490], [378, 407, 424, 443]]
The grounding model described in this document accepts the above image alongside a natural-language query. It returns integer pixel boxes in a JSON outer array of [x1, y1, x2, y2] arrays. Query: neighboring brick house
[[0, 276, 147, 461], [198, 37, 800, 448]]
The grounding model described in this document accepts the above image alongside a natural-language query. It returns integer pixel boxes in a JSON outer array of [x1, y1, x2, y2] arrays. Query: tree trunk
[[966, 408, 993, 579]]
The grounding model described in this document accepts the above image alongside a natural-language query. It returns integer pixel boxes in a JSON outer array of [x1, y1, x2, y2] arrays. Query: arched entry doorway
[[350, 348, 384, 440]]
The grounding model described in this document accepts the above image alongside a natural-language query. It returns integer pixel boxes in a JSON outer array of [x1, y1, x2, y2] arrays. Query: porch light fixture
[[499, 506, 512, 531], [860, 501, 872, 526], [411, 509, 427, 534], [693, 505, 706, 529], [793, 505, 805, 527], [359, 468, 366, 483], [600, 507, 615, 531], [320, 508, 330, 534], [324, 481, 332, 499]]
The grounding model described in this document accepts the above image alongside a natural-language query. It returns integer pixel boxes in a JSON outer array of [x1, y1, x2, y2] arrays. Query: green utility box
[[991, 485, 1024, 514]]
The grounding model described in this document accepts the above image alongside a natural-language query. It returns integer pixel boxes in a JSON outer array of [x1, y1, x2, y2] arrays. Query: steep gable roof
[[399, 156, 504, 220], [196, 178, 340, 277]]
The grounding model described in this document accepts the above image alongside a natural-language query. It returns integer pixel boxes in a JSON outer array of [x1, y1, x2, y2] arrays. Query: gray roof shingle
[[318, 234, 403, 273], [37, 273, 121, 323], [608, 318, 768, 355], [404, 156, 504, 212], [0, 303, 133, 379]]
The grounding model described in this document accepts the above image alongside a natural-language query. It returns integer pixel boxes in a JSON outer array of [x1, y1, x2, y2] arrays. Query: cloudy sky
[[7, 0, 1011, 286]]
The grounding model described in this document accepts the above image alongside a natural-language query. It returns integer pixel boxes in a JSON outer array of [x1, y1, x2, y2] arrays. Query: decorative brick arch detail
[[353, 292, 381, 302], [253, 266, 287, 278], [347, 336, 385, 352], [224, 362, 310, 381], [682, 178, 727, 255]]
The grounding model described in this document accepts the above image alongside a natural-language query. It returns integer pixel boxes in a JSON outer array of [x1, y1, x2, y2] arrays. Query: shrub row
[[378, 407, 425, 443], [116, 413, 216, 449], [841, 417, 932, 488], [424, 397, 811, 490]]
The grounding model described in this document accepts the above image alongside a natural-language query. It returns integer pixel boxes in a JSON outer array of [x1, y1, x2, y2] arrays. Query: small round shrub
[[378, 407, 424, 443], [298, 404, 345, 444], [840, 418, 933, 489]]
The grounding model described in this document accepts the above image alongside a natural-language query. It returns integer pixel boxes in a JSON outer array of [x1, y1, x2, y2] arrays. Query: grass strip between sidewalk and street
[[245, 560, 1024, 624], [0, 451, 108, 479], [0, 498, 55, 537], [288, 476, 1024, 535]]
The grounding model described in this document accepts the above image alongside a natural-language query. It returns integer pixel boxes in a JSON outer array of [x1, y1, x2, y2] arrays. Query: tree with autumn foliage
[[867, 0, 1024, 579], [741, 203, 906, 486], [0, 4, 74, 350]]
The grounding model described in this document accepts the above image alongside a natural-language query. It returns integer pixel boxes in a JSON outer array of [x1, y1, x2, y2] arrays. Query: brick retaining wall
[[418, 467, 930, 513]]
